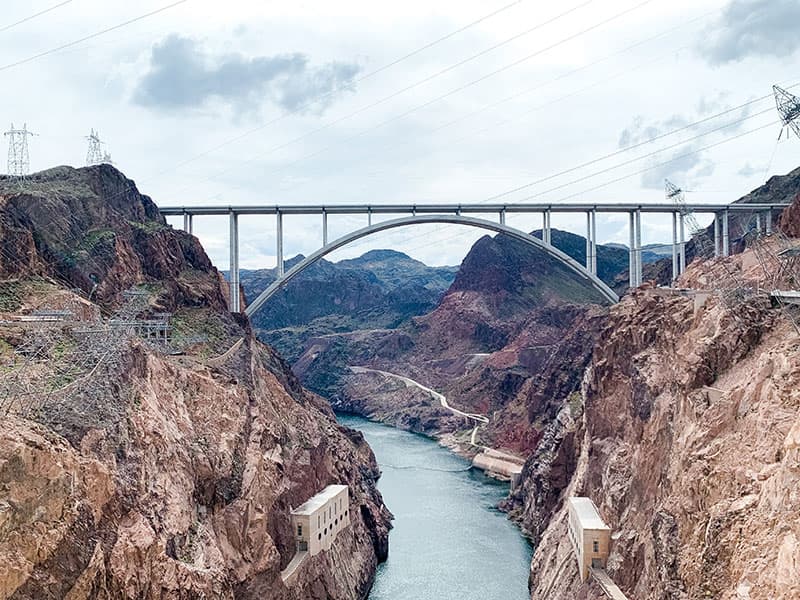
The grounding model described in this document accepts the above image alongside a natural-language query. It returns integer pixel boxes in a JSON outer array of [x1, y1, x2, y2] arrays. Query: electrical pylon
[[85, 129, 105, 166], [4, 123, 35, 178], [774, 85, 800, 139]]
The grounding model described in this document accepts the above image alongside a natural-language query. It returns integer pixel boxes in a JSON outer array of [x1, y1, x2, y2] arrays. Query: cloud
[[132, 35, 361, 116], [698, 0, 800, 64], [738, 162, 761, 177], [640, 146, 715, 190]]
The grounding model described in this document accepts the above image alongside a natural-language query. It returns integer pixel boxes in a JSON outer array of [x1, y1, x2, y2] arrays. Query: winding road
[[348, 366, 488, 425]]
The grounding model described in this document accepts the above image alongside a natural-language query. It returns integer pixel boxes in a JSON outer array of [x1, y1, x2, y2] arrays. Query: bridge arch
[[244, 214, 619, 317]]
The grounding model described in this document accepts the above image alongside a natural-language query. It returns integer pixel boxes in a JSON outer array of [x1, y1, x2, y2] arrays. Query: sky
[[2, 0, 800, 269]]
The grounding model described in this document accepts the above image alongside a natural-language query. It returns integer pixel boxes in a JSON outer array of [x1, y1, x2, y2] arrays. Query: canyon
[[1, 163, 799, 599], [250, 167, 800, 599]]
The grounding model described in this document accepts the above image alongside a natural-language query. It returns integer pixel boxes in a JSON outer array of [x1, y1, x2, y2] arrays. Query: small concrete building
[[567, 497, 612, 581], [290, 484, 350, 557]]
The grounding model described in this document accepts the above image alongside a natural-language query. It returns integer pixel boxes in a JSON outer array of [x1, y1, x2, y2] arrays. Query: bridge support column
[[679, 214, 686, 274], [722, 209, 730, 257], [756, 212, 762, 235], [499, 209, 506, 226], [183, 212, 193, 234], [368, 208, 372, 226], [714, 213, 721, 257], [323, 210, 328, 246], [635, 209, 642, 286], [591, 210, 597, 276], [766, 210, 773, 234], [543, 210, 551, 245], [277, 210, 284, 277], [229, 211, 240, 313], [672, 212, 678, 283], [628, 212, 636, 288], [586, 212, 592, 272]]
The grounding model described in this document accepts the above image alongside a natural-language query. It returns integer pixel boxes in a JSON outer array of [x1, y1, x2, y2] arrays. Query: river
[[337, 414, 533, 600]]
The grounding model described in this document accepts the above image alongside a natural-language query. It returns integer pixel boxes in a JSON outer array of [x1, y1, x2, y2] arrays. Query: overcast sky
[[2, 0, 800, 268]]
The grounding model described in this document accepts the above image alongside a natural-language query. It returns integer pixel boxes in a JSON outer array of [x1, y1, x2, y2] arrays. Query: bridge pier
[[722, 209, 730, 257], [635, 209, 642, 286], [543, 210, 551, 245], [628, 212, 636, 288], [756, 212, 762, 235], [766, 210, 773, 234], [277, 210, 284, 277], [679, 214, 686, 274], [671, 212, 678, 282], [585, 210, 598, 275], [714, 213, 721, 257], [183, 212, 193, 235], [229, 211, 240, 313], [499, 209, 506, 226], [586, 212, 592, 273], [591, 210, 597, 275], [323, 210, 328, 246]]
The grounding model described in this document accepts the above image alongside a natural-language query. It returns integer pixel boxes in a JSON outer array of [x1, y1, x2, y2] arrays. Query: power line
[[521, 119, 780, 204], [0, 0, 73, 34], [0, 0, 190, 73], [200, 8, 715, 201], [159, 0, 594, 175], [485, 103, 780, 202], [169, 0, 654, 197]]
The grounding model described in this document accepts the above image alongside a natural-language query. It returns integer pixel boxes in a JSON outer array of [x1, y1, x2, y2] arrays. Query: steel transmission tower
[[4, 123, 35, 177], [774, 85, 800, 139], [85, 129, 106, 166], [665, 179, 714, 259]]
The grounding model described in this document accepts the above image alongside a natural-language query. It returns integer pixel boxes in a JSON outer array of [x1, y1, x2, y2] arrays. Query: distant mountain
[[530, 229, 628, 287], [240, 250, 458, 361]]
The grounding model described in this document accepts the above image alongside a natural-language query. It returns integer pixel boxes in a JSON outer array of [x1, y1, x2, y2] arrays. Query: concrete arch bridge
[[158, 202, 790, 316]]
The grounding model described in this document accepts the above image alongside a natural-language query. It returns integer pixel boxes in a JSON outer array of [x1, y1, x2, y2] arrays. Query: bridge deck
[[159, 202, 790, 216]]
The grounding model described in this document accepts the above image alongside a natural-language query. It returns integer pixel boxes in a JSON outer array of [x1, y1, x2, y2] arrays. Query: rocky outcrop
[[526, 257, 800, 598], [0, 166, 392, 600], [780, 190, 800, 237], [0, 165, 229, 313]]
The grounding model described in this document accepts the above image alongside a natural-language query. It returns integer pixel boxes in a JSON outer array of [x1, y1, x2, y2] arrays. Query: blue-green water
[[337, 414, 533, 600]]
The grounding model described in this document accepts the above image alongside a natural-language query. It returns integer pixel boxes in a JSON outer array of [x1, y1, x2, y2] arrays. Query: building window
[[593, 541, 599, 554], [297, 524, 302, 537]]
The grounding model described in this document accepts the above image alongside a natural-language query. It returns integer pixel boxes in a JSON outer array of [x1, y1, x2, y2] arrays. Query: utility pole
[[85, 129, 108, 166], [4, 123, 36, 178], [774, 85, 800, 139]]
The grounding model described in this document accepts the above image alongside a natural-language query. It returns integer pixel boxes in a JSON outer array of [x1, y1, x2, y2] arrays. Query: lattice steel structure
[[4, 123, 35, 178], [0, 288, 178, 418], [86, 129, 105, 166], [665, 179, 715, 259], [774, 85, 800, 139]]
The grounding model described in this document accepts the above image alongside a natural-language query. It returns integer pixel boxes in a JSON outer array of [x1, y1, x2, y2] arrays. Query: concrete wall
[[567, 500, 611, 581], [291, 487, 351, 557]]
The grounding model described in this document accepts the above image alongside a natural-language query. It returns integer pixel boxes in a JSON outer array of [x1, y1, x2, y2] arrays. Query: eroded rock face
[[0, 166, 392, 600], [527, 278, 800, 599], [0, 165, 229, 313], [1, 337, 391, 600]]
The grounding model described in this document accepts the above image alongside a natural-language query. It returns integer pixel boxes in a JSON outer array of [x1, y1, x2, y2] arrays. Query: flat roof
[[291, 484, 348, 516], [569, 497, 611, 531]]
